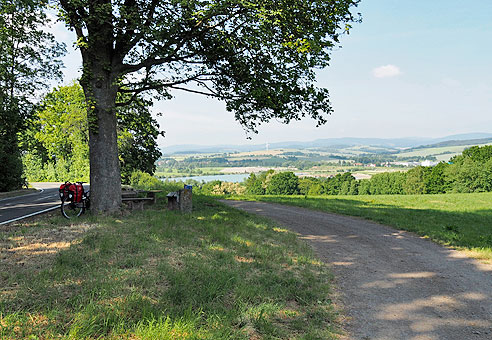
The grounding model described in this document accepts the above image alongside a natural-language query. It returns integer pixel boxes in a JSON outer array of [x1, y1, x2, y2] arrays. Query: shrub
[[244, 173, 265, 195], [358, 179, 371, 195], [211, 182, 246, 195], [403, 167, 429, 194], [130, 170, 181, 193], [200, 180, 223, 195], [298, 177, 321, 195]]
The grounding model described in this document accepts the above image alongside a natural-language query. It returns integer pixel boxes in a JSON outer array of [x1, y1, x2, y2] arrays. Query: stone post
[[178, 188, 192, 213]]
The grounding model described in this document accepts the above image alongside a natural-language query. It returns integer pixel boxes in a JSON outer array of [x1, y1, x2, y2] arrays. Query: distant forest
[[157, 153, 434, 176], [200, 145, 492, 196]]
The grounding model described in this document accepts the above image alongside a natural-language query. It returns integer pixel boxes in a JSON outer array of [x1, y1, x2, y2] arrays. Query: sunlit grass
[[0, 195, 339, 339], [232, 192, 492, 261]]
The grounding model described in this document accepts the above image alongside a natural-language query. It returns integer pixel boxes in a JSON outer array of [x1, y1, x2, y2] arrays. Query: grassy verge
[[231, 193, 492, 261], [0, 188, 38, 200], [0, 195, 338, 339]]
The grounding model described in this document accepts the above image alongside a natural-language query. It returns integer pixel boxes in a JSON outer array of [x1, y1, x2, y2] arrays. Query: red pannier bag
[[68, 183, 84, 203], [59, 182, 71, 201]]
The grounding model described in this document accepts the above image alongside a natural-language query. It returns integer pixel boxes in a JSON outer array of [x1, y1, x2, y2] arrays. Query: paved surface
[[0, 183, 62, 225], [222, 200, 492, 340]]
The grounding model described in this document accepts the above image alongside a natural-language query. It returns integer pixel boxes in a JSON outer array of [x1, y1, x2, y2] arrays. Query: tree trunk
[[63, 0, 123, 214], [84, 76, 122, 214]]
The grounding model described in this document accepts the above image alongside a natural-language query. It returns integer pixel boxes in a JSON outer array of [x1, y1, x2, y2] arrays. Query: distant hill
[[409, 137, 492, 151], [160, 133, 492, 155], [430, 133, 492, 143]]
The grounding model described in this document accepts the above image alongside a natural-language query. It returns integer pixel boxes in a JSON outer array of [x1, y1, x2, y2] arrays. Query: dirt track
[[221, 200, 492, 340]]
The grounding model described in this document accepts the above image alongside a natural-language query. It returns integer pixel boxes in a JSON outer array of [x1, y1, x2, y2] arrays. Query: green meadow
[[233, 192, 492, 261], [0, 195, 339, 340]]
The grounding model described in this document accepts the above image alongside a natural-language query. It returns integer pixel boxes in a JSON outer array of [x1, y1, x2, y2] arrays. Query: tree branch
[[169, 85, 220, 98], [113, 0, 160, 61], [58, 0, 89, 60], [116, 6, 247, 75]]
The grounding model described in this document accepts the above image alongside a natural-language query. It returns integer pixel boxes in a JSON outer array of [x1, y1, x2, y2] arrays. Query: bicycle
[[59, 182, 90, 219]]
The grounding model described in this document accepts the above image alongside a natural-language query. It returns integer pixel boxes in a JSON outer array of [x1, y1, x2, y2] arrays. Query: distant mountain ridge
[[160, 133, 492, 155], [409, 137, 492, 151]]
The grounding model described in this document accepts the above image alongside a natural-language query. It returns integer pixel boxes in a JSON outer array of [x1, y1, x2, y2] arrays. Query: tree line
[[236, 145, 492, 196]]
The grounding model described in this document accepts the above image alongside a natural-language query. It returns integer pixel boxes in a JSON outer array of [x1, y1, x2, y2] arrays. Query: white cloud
[[372, 64, 402, 78]]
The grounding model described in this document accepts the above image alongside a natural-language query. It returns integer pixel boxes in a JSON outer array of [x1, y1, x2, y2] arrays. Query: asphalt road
[[222, 200, 492, 340], [0, 183, 62, 225]]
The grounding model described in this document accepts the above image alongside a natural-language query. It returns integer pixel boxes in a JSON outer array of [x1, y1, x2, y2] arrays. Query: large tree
[[57, 0, 360, 213], [0, 0, 64, 191]]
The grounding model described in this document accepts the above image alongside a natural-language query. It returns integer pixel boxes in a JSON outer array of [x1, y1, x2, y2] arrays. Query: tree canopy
[[57, 0, 361, 212], [0, 0, 64, 191], [22, 82, 163, 183]]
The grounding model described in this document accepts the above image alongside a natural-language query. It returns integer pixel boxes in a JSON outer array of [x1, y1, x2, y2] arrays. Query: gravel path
[[221, 200, 492, 340]]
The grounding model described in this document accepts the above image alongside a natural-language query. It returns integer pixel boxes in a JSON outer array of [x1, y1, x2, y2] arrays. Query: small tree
[[298, 177, 321, 195], [244, 173, 265, 195], [424, 162, 449, 194], [266, 172, 299, 195], [358, 179, 371, 195], [403, 166, 430, 195]]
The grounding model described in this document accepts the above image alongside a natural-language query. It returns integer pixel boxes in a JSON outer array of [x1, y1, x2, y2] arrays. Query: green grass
[[0, 195, 339, 339], [231, 193, 492, 261]]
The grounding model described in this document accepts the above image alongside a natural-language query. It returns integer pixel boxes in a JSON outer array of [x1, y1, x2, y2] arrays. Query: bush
[[403, 166, 430, 194], [129, 170, 181, 193], [425, 162, 449, 194], [211, 182, 246, 195], [244, 173, 265, 195], [298, 177, 321, 195], [130, 171, 165, 190], [200, 180, 223, 195], [358, 179, 371, 195]]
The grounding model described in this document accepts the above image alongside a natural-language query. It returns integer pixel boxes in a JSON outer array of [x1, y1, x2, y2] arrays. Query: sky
[[51, 0, 492, 148]]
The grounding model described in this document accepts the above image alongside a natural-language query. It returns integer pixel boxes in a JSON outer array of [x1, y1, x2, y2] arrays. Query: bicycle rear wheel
[[61, 200, 84, 219]]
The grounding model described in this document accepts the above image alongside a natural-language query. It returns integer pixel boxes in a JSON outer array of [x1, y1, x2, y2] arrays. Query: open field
[[227, 149, 288, 159], [0, 196, 339, 339], [219, 166, 295, 174], [301, 165, 404, 178], [156, 139, 492, 180], [396, 143, 492, 161], [231, 193, 492, 261]]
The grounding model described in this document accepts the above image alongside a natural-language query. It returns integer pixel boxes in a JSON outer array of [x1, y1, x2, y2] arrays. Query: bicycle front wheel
[[61, 200, 84, 219]]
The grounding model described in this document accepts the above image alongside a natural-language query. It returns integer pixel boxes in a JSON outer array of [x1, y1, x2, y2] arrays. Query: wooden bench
[[143, 190, 162, 204], [122, 197, 153, 210], [121, 190, 162, 210]]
